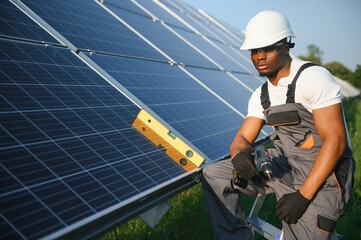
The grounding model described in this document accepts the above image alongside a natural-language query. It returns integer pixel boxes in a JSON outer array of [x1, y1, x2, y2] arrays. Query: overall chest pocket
[[264, 103, 300, 127]]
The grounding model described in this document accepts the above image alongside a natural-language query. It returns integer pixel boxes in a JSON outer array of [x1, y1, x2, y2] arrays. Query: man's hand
[[276, 190, 311, 224], [231, 151, 259, 180]]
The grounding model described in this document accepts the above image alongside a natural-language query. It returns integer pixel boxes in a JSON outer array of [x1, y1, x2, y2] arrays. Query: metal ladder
[[247, 195, 343, 240], [247, 195, 283, 240]]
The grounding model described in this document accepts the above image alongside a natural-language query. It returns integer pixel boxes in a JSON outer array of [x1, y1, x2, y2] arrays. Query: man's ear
[[284, 44, 290, 54]]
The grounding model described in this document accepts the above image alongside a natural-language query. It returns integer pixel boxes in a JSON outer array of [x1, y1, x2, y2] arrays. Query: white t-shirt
[[247, 59, 342, 120]]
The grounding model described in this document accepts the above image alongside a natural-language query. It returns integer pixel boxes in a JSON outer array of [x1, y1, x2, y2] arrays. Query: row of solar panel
[[0, 0, 271, 239]]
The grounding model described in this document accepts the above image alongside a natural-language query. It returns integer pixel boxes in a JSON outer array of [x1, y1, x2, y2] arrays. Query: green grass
[[100, 96, 361, 240]]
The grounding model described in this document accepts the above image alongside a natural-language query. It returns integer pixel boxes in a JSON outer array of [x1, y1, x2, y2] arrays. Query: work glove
[[231, 151, 259, 180], [276, 190, 311, 224]]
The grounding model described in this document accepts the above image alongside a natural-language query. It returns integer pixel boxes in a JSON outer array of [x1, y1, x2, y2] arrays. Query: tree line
[[298, 45, 361, 89]]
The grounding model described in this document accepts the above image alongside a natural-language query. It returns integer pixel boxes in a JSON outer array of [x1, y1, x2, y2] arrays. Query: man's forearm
[[299, 139, 346, 200], [229, 135, 252, 158]]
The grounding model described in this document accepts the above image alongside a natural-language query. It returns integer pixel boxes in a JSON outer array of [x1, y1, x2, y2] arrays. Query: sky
[[181, 0, 361, 71]]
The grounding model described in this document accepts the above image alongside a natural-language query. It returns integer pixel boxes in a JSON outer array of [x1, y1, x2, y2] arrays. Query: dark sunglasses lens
[[249, 49, 258, 55], [249, 43, 283, 55], [265, 46, 278, 53]]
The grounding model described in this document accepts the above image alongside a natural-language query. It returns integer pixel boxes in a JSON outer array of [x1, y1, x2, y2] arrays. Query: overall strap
[[260, 62, 318, 109], [261, 82, 270, 109], [286, 62, 317, 103]]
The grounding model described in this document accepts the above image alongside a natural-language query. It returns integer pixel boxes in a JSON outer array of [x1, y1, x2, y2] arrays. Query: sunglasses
[[249, 41, 285, 56]]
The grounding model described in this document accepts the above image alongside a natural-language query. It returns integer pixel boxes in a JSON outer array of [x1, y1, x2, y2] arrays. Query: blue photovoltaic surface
[[105, 0, 148, 16], [210, 40, 257, 72], [231, 72, 265, 92], [167, 4, 257, 74], [122, 0, 192, 30], [0, 0, 60, 44], [88, 52, 245, 160], [19, 0, 167, 61], [184, 67, 254, 113], [104, 2, 217, 69], [152, 0, 243, 47], [121, 0, 250, 72], [158, 0, 257, 71], [173, 27, 247, 71], [147, 0, 243, 47], [0, 40, 184, 240]]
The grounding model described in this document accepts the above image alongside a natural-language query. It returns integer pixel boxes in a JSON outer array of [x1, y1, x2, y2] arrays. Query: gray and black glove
[[231, 151, 259, 180], [276, 190, 311, 224]]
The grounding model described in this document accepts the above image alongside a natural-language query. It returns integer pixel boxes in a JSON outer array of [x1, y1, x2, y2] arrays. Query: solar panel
[[184, 67, 254, 111], [101, 0, 257, 74], [1, 0, 275, 239], [153, 0, 258, 73], [0, 0, 60, 45], [0, 40, 186, 239], [18, 0, 167, 60], [103, 2, 218, 69]]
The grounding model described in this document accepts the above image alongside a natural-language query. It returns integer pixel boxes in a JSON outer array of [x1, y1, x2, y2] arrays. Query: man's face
[[249, 42, 290, 78]]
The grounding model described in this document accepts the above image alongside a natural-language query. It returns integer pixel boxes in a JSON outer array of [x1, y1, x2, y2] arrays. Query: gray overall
[[202, 63, 355, 240]]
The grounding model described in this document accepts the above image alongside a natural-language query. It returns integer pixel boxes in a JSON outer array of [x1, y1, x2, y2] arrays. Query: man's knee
[[202, 163, 217, 179]]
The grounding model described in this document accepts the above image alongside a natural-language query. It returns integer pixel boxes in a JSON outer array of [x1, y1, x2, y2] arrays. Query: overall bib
[[201, 63, 355, 240], [260, 63, 355, 239]]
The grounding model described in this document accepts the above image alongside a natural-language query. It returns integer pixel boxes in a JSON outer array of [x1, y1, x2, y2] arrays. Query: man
[[202, 10, 355, 240]]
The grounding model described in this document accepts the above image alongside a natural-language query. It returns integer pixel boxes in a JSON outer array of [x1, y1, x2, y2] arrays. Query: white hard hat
[[240, 10, 295, 50]]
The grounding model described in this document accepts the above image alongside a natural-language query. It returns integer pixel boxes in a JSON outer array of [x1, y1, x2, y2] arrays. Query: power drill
[[232, 145, 274, 189]]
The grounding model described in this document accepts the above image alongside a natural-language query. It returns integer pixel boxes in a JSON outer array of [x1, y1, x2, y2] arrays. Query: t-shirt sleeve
[[246, 87, 266, 120], [298, 66, 342, 110]]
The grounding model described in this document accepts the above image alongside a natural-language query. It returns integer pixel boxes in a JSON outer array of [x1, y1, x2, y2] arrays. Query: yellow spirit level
[[132, 109, 205, 171]]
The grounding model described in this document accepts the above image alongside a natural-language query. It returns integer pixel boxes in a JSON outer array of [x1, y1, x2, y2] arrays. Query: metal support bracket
[[139, 201, 172, 229]]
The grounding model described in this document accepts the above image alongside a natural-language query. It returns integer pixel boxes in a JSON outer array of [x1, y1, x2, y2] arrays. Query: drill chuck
[[254, 145, 274, 181]]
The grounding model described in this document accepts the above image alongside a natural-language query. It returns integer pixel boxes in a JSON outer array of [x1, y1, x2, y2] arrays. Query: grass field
[[100, 96, 361, 240]]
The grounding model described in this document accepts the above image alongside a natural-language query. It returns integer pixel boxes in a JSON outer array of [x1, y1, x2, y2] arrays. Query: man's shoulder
[[291, 60, 333, 85], [292, 59, 329, 76]]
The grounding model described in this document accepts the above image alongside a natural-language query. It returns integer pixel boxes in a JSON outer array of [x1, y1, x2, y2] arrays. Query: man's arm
[[299, 103, 347, 200], [229, 117, 265, 158]]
